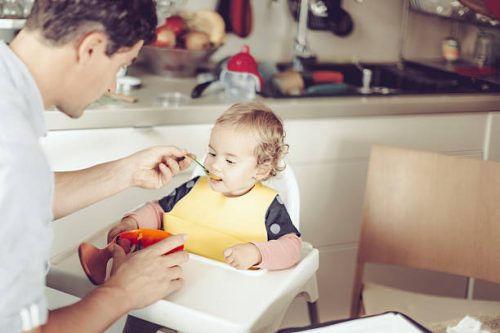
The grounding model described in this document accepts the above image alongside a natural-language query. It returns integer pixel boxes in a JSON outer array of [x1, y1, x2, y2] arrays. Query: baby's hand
[[107, 217, 139, 244], [223, 243, 262, 270]]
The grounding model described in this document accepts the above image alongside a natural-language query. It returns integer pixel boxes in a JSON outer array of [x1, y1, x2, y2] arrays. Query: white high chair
[[191, 161, 320, 325], [47, 163, 319, 333]]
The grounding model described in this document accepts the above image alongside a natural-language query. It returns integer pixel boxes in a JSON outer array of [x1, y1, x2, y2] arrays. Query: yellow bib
[[163, 176, 277, 262]]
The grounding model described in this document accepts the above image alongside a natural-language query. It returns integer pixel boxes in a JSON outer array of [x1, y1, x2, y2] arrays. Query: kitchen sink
[[261, 60, 500, 98]]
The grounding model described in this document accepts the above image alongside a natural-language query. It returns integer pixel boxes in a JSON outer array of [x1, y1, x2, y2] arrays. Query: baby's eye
[[226, 159, 235, 164], [208, 152, 216, 157]]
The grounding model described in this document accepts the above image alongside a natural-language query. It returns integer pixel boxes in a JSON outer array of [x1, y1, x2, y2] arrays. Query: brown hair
[[25, 0, 157, 56], [215, 102, 289, 178]]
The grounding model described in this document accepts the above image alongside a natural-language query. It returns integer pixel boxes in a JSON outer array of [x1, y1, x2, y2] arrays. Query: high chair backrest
[[351, 145, 500, 316], [191, 160, 300, 230]]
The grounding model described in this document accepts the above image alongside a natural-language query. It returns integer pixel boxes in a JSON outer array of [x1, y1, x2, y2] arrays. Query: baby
[[108, 101, 301, 270]]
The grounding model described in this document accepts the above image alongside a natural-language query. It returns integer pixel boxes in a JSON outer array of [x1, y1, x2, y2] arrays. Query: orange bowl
[[116, 229, 184, 254]]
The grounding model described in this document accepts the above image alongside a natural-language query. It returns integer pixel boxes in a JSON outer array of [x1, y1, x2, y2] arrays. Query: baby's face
[[204, 124, 264, 197]]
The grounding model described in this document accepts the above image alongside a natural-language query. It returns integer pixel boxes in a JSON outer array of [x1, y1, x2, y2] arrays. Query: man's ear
[[76, 31, 108, 65], [255, 164, 272, 181]]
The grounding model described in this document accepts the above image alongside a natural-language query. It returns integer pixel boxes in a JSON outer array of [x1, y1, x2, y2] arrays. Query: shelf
[[0, 19, 26, 30], [409, 1, 500, 29]]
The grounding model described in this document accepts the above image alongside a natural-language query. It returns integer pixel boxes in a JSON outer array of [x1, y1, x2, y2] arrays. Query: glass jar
[[441, 36, 460, 62]]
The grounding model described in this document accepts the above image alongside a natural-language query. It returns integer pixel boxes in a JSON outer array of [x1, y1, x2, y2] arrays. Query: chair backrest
[[351, 145, 500, 316], [191, 160, 300, 230]]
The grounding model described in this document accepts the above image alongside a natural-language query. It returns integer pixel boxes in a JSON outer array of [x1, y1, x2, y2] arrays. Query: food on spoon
[[153, 25, 176, 48], [184, 31, 211, 50]]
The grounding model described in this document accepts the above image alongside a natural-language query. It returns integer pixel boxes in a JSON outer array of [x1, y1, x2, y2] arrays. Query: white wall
[[185, 0, 405, 63]]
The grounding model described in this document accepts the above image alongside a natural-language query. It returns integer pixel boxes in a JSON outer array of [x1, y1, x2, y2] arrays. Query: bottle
[[220, 45, 263, 101], [442, 36, 460, 62]]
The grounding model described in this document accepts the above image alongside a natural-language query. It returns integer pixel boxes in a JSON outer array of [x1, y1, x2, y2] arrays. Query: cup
[[220, 70, 258, 101]]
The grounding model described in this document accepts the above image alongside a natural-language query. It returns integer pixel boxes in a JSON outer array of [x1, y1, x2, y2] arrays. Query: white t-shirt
[[0, 41, 53, 332]]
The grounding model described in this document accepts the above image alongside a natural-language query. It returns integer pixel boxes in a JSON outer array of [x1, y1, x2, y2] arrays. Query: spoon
[[186, 154, 222, 181], [78, 229, 183, 285]]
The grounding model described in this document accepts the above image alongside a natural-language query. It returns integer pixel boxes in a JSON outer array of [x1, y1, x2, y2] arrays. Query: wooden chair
[[351, 145, 500, 325]]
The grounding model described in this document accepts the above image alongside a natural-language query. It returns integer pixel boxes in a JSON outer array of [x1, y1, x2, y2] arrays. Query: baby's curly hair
[[215, 102, 289, 179]]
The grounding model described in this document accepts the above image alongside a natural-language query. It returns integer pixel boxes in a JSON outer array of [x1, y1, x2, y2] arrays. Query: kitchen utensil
[[460, 0, 490, 15], [288, 0, 354, 36], [304, 82, 350, 95], [410, 0, 500, 27], [230, 0, 253, 38], [104, 92, 138, 103], [187, 155, 222, 181], [326, 0, 354, 37], [289, 0, 329, 31], [78, 229, 183, 285], [216, 0, 253, 38], [272, 69, 344, 95]]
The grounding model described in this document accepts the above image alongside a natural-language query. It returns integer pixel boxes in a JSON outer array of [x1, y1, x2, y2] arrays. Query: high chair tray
[[278, 311, 431, 333], [47, 226, 319, 333]]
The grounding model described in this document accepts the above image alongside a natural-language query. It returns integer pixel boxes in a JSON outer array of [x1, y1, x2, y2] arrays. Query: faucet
[[292, 0, 316, 71]]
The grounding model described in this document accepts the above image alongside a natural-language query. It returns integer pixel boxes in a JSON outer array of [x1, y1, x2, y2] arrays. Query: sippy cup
[[220, 45, 263, 101]]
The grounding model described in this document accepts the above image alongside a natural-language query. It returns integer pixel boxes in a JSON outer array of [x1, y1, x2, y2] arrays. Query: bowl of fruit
[[140, 10, 225, 77]]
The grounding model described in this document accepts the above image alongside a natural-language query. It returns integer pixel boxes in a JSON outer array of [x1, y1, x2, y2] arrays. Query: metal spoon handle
[[187, 154, 209, 174]]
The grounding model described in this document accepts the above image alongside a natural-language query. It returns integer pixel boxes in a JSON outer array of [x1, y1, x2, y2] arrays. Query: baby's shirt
[[124, 176, 301, 269]]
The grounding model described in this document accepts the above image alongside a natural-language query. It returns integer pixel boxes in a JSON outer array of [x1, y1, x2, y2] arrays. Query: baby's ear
[[255, 164, 272, 181]]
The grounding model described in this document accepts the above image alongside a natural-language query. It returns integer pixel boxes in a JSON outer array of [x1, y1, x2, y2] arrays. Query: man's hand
[[224, 243, 262, 270], [107, 217, 138, 244], [104, 234, 189, 310], [126, 146, 192, 189]]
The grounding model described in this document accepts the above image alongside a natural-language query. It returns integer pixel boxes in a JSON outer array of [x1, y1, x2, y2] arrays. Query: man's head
[[19, 0, 157, 118], [25, 0, 157, 56]]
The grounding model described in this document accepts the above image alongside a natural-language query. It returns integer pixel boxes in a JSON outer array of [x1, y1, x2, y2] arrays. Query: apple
[[164, 15, 186, 37], [184, 31, 211, 51], [153, 25, 176, 48]]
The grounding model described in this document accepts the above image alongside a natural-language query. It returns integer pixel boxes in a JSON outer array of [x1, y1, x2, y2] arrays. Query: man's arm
[[53, 146, 191, 219], [26, 234, 188, 333]]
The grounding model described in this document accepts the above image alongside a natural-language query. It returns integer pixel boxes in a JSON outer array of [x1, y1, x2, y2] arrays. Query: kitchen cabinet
[[43, 106, 500, 328]]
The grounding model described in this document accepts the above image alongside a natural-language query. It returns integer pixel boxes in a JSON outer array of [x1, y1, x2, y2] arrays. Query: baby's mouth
[[208, 173, 222, 182], [207, 170, 222, 182]]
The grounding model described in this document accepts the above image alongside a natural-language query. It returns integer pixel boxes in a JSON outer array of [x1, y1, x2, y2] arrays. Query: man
[[0, 1, 191, 332]]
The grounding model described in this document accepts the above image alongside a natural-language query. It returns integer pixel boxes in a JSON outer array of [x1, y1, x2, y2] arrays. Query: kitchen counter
[[45, 72, 500, 130]]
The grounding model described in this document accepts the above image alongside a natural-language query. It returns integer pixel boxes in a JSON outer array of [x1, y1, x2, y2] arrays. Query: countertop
[[45, 72, 500, 131]]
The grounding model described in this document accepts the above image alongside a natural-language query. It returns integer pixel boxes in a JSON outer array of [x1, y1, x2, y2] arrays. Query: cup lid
[[225, 45, 263, 90]]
